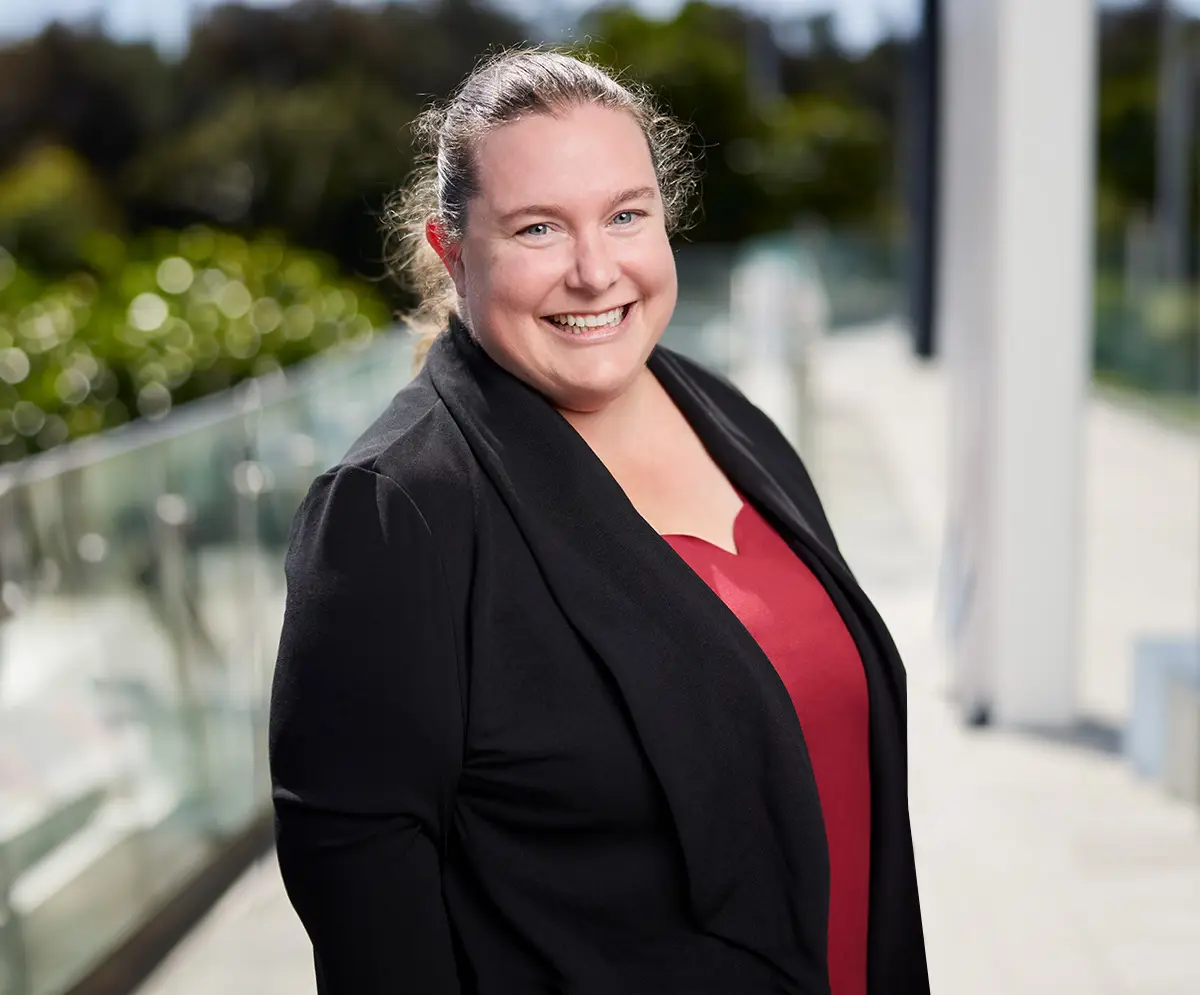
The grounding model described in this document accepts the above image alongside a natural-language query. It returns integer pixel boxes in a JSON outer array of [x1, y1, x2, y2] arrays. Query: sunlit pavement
[[811, 323, 1200, 995], [134, 850, 313, 995], [136, 322, 1200, 995]]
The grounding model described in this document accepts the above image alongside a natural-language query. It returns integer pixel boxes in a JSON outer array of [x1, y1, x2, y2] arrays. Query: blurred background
[[0, 1, 1196, 994]]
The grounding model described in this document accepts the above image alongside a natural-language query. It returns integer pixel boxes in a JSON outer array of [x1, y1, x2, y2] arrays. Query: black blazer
[[269, 317, 929, 995]]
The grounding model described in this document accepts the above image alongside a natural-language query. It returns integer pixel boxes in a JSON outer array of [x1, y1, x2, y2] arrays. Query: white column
[[937, 0, 1095, 726]]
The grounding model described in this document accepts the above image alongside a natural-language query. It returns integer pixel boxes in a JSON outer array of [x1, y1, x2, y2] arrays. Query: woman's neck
[[558, 365, 665, 465]]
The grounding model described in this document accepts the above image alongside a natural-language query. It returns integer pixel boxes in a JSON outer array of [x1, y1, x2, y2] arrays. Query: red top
[[664, 500, 871, 995]]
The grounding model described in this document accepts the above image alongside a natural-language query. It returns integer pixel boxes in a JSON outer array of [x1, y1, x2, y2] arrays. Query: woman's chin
[[547, 360, 652, 415]]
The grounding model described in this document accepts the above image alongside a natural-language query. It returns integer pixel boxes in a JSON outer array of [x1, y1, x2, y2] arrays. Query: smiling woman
[[384, 51, 698, 408], [269, 48, 929, 995], [428, 103, 677, 412]]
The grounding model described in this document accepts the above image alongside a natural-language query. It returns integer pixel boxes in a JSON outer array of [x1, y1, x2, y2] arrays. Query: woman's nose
[[566, 231, 619, 294]]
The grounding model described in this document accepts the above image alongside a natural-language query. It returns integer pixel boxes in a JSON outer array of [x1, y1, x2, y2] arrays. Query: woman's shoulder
[[308, 371, 477, 547]]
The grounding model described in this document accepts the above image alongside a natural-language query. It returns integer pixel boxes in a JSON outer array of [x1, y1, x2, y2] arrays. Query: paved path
[[809, 324, 1200, 995], [136, 323, 1200, 995]]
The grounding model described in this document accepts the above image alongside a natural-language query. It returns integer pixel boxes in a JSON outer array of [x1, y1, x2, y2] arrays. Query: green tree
[[1095, 2, 1162, 231], [125, 79, 417, 280], [579, 2, 894, 240], [0, 24, 173, 178], [760, 95, 890, 225], [0, 145, 124, 272], [0, 228, 391, 461]]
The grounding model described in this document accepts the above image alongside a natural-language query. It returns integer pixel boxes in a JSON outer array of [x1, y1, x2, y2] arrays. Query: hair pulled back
[[383, 47, 699, 363]]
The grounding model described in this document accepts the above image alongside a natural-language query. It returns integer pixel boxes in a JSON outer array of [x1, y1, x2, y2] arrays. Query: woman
[[269, 49, 928, 995]]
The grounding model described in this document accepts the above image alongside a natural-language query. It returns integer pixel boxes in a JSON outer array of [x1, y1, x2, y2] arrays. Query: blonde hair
[[382, 47, 700, 365]]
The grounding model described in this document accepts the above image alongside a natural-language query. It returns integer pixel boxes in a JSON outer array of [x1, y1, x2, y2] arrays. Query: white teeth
[[547, 306, 625, 330]]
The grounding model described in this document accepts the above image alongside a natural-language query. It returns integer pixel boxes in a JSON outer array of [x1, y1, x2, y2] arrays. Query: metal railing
[[0, 332, 414, 995]]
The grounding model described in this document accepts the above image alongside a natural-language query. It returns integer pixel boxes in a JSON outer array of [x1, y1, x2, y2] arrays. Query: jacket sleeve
[[269, 463, 464, 994]]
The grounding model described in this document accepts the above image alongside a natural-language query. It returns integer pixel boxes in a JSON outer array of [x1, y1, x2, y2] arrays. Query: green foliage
[[0, 1, 531, 284], [779, 19, 907, 126], [125, 78, 417, 269], [0, 1, 912, 280], [1092, 2, 1200, 237], [1097, 47, 1159, 231], [0, 0, 921, 463], [0, 0, 1177, 277], [0, 145, 123, 272], [577, 3, 894, 242], [0, 24, 173, 179], [759, 95, 890, 223], [179, 0, 525, 102], [0, 229, 391, 462]]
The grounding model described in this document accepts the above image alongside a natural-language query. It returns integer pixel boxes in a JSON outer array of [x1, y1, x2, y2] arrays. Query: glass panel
[[0, 330, 416, 995], [0, 437, 206, 995]]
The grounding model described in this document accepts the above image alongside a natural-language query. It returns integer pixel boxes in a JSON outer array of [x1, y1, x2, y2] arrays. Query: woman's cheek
[[504, 252, 564, 305]]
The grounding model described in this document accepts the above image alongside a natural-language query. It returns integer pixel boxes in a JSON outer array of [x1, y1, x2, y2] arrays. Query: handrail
[[0, 329, 414, 489], [0, 326, 415, 995]]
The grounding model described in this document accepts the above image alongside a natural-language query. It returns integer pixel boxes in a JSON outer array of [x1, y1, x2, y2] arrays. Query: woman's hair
[[383, 47, 700, 363]]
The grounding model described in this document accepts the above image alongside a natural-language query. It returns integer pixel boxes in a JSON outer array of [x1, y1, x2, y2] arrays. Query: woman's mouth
[[540, 303, 634, 340]]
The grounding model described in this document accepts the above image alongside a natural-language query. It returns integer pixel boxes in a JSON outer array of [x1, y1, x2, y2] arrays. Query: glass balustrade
[[0, 333, 414, 995]]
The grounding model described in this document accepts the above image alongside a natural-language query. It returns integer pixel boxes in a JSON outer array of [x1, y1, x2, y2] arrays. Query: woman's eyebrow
[[498, 186, 657, 225], [604, 186, 657, 211]]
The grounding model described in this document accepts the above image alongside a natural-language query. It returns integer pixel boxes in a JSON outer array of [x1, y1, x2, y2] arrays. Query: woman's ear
[[426, 219, 466, 297]]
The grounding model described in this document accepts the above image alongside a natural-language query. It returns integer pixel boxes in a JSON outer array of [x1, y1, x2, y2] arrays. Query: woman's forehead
[[473, 106, 658, 218]]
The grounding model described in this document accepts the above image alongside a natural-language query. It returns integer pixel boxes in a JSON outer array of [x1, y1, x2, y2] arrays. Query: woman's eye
[[612, 211, 639, 226]]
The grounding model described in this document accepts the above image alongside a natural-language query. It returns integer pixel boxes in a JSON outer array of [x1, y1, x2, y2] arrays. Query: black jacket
[[269, 317, 929, 995]]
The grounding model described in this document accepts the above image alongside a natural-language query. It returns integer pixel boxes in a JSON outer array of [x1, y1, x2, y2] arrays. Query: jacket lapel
[[648, 349, 930, 993], [648, 349, 912, 713], [428, 321, 840, 992]]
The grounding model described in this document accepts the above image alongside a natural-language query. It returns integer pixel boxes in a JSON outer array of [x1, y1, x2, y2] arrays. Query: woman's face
[[444, 103, 678, 413]]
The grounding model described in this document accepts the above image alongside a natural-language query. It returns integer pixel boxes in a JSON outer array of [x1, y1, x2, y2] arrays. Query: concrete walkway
[[809, 324, 1200, 995], [136, 323, 1200, 995]]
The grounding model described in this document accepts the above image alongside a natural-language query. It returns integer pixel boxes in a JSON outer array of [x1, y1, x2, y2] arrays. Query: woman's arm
[[269, 464, 464, 993]]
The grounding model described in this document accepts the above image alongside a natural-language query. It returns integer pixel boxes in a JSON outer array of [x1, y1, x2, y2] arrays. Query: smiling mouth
[[541, 303, 634, 333]]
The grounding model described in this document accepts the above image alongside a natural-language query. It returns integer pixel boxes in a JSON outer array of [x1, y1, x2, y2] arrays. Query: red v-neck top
[[664, 500, 871, 995]]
